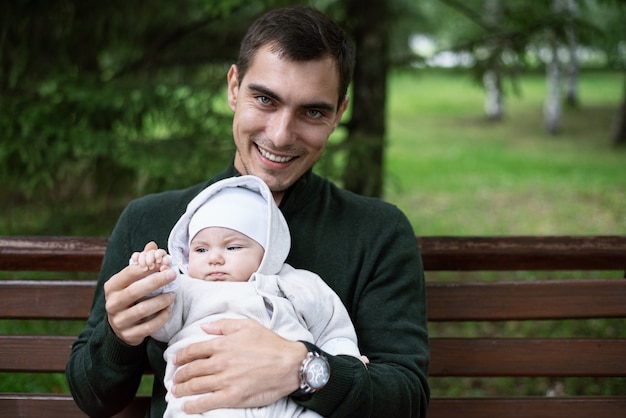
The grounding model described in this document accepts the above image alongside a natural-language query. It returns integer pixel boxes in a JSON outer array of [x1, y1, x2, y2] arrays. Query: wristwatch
[[290, 341, 330, 400]]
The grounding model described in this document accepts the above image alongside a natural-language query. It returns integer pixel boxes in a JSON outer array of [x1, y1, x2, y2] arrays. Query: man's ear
[[334, 96, 349, 129], [227, 64, 239, 112]]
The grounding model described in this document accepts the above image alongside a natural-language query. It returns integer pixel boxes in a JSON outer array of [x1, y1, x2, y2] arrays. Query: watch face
[[304, 356, 330, 390]]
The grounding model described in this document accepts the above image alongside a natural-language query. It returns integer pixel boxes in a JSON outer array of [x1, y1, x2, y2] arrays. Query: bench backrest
[[1, 235, 625, 418]]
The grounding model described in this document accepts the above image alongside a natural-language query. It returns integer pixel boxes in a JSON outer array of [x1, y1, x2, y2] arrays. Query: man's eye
[[257, 96, 272, 105], [306, 109, 322, 118]]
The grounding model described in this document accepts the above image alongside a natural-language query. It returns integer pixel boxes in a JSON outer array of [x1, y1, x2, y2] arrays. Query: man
[[66, 6, 430, 417]]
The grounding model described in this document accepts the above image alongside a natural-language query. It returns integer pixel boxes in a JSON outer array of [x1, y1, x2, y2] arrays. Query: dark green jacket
[[66, 163, 430, 417]]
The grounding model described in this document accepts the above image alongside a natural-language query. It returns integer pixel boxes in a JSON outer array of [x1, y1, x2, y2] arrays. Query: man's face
[[227, 45, 348, 203]]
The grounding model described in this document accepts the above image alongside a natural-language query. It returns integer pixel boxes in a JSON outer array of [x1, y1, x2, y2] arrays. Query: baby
[[131, 175, 367, 417]]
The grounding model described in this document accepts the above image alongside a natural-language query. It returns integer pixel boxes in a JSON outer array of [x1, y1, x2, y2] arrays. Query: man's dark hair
[[236, 6, 355, 110]]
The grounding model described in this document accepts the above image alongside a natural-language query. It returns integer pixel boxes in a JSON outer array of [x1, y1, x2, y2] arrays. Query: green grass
[[384, 70, 626, 236]]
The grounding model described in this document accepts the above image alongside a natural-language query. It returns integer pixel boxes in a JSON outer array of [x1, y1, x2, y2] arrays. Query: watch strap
[[300, 340, 321, 356]]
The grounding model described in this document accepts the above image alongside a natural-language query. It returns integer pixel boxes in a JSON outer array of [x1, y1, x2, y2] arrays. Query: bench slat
[[2, 235, 626, 271], [0, 281, 95, 319], [0, 236, 106, 272], [0, 394, 149, 418], [3, 279, 624, 321], [427, 397, 626, 418], [429, 338, 626, 377], [3, 335, 625, 377], [427, 279, 626, 321], [1, 395, 625, 418], [417, 235, 626, 270], [0, 336, 76, 373]]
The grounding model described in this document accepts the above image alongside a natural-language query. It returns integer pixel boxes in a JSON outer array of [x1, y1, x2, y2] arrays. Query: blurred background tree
[[0, 0, 260, 210], [1, 0, 623, 234], [431, 0, 625, 136]]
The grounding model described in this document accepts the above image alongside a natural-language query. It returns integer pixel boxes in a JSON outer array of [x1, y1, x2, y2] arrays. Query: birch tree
[[544, 29, 562, 134], [483, 0, 504, 121], [564, 0, 580, 107]]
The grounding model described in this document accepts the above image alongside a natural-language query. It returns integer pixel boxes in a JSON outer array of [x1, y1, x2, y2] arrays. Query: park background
[[1, 0, 624, 399]]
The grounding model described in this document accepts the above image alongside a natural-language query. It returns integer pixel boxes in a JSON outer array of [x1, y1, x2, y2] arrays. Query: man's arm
[[304, 211, 430, 418], [66, 213, 175, 416]]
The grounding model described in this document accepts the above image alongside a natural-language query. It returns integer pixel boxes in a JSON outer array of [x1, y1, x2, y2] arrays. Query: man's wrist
[[290, 340, 331, 400]]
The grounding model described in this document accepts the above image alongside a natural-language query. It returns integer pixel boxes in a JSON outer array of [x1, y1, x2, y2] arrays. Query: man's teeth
[[259, 147, 294, 163]]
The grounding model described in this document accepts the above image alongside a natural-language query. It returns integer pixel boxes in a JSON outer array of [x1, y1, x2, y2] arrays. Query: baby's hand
[[130, 248, 171, 272], [129, 247, 179, 297]]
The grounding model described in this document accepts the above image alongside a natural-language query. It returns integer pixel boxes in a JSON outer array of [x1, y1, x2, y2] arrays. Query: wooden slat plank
[[418, 235, 626, 270], [427, 279, 626, 321], [1, 395, 625, 418], [2, 235, 626, 272], [0, 336, 75, 373], [0, 394, 149, 418], [429, 338, 626, 377], [0, 236, 107, 272], [0, 281, 95, 320], [428, 397, 626, 418], [4, 335, 625, 377], [0, 394, 87, 418], [3, 279, 625, 321]]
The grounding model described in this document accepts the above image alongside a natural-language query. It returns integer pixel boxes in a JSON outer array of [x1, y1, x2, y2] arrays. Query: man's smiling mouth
[[258, 146, 295, 163]]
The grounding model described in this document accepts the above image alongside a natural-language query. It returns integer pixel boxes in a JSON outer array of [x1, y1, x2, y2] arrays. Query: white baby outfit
[[152, 175, 361, 418]]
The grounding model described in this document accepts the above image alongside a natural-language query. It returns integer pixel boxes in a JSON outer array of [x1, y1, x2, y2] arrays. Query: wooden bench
[[1, 235, 625, 417]]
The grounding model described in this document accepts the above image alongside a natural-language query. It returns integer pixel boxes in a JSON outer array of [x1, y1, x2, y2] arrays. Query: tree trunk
[[484, 69, 504, 121], [612, 71, 626, 147], [483, 0, 504, 121], [341, 0, 389, 198], [544, 33, 561, 134], [564, 0, 579, 107]]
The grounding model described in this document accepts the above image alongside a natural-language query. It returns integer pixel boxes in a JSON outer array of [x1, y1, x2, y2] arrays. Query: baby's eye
[[194, 247, 208, 253], [227, 245, 242, 251]]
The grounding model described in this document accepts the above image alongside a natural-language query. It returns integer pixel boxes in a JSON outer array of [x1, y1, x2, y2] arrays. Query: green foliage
[[0, 0, 266, 211], [416, 0, 625, 88]]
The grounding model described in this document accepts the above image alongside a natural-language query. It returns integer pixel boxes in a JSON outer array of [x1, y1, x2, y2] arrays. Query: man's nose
[[268, 110, 296, 147]]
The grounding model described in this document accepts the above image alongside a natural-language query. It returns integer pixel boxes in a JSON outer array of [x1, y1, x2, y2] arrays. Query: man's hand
[[105, 241, 177, 346], [172, 318, 307, 414]]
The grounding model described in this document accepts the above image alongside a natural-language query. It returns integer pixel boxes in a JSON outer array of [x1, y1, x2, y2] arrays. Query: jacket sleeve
[[65, 203, 149, 418]]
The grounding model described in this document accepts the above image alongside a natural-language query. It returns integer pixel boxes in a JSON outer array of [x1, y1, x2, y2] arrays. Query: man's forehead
[[243, 47, 340, 106]]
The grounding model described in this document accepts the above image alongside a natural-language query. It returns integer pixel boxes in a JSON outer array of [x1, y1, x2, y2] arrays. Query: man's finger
[[174, 338, 217, 367], [181, 390, 234, 414]]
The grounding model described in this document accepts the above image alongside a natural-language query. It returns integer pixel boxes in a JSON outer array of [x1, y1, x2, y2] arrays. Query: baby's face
[[188, 227, 264, 281]]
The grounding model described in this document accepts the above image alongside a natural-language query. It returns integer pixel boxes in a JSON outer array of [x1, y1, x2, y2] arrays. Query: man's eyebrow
[[248, 84, 281, 102], [247, 83, 335, 112]]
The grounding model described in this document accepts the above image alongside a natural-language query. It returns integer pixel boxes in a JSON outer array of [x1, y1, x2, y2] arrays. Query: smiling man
[[67, 6, 430, 418]]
